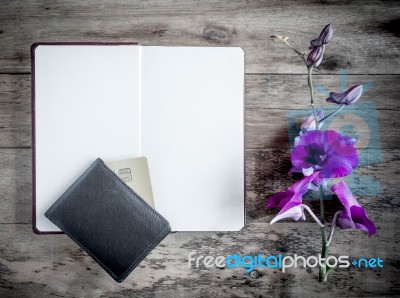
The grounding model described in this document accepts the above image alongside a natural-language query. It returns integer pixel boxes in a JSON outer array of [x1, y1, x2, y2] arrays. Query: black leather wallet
[[45, 158, 171, 282]]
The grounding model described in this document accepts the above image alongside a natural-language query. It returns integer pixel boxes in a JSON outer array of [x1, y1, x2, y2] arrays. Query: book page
[[141, 46, 245, 231], [34, 44, 141, 232]]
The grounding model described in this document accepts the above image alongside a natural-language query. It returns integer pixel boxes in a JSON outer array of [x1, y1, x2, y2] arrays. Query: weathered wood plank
[[0, 222, 398, 297], [246, 149, 400, 224], [0, 75, 31, 148], [1, 148, 398, 225], [0, 1, 399, 74], [245, 73, 400, 149], [0, 149, 31, 224], [246, 108, 400, 149], [246, 74, 400, 110], [0, 74, 399, 148], [0, 1, 398, 296]]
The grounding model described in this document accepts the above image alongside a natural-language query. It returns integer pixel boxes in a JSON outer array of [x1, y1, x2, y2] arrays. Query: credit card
[[105, 157, 155, 208]]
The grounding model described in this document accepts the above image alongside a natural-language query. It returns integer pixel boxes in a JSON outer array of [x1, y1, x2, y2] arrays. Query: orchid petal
[[294, 136, 301, 147], [291, 145, 314, 170], [301, 109, 324, 133], [290, 130, 358, 178], [319, 152, 358, 178], [326, 85, 363, 105], [302, 167, 314, 176], [331, 182, 376, 235], [267, 191, 294, 209], [309, 24, 333, 48], [267, 174, 317, 224], [270, 205, 305, 225], [307, 45, 325, 68]]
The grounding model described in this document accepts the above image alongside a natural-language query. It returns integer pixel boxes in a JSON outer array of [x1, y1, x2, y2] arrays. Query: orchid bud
[[301, 109, 324, 133], [309, 24, 333, 49], [307, 45, 325, 68], [326, 85, 363, 105]]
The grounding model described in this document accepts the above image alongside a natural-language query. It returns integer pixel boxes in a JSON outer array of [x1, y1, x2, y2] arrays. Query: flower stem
[[282, 39, 308, 65], [319, 185, 329, 282], [319, 104, 345, 123], [307, 67, 318, 125], [304, 48, 332, 282], [305, 63, 329, 281], [300, 204, 325, 227], [326, 211, 342, 246]]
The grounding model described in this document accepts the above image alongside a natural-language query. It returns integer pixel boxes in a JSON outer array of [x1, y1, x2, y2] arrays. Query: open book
[[32, 42, 245, 233]]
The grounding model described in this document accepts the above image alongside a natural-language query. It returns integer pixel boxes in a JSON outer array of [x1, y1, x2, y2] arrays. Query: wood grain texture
[[0, 75, 31, 148], [246, 108, 400, 149], [0, 1, 399, 74], [1, 0, 400, 296], [0, 149, 31, 224], [0, 74, 399, 148], [246, 74, 400, 110], [0, 222, 399, 297], [1, 148, 399, 225], [246, 149, 400, 224]]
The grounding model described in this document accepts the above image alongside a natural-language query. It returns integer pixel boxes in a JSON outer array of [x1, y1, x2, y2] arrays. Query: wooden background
[[1, 1, 399, 297]]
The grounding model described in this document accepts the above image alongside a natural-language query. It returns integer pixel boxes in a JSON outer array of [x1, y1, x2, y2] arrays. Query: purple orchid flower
[[307, 44, 325, 68], [309, 24, 333, 48], [332, 181, 376, 235], [301, 109, 324, 133], [267, 173, 319, 224], [268, 24, 374, 282], [291, 130, 358, 178], [326, 85, 363, 105]]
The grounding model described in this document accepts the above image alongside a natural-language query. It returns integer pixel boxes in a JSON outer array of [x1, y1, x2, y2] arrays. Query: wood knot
[[152, 28, 167, 37], [202, 24, 235, 44], [320, 55, 351, 71], [249, 269, 262, 279], [380, 18, 400, 37]]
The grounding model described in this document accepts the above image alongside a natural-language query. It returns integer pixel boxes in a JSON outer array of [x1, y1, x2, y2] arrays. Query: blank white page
[[34, 44, 141, 233], [141, 47, 245, 231]]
